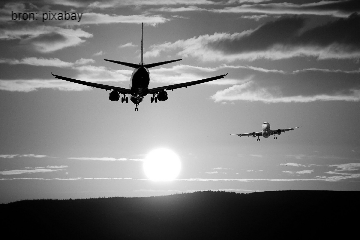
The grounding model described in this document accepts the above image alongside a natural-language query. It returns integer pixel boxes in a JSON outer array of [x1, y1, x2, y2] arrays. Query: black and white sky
[[1, 0, 360, 203]]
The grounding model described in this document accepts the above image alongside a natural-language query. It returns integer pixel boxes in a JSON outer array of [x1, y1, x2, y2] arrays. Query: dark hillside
[[1, 191, 359, 240]]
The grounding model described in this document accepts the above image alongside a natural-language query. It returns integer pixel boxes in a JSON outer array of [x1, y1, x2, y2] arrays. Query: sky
[[1, 0, 360, 204]]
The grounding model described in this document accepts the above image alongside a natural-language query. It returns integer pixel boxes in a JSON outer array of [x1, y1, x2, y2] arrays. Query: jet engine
[[252, 132, 256, 137], [157, 91, 168, 101], [277, 129, 282, 135], [109, 90, 119, 101]]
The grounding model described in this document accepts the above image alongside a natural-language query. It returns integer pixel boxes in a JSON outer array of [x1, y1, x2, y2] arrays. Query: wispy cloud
[[177, 175, 360, 182], [0, 25, 93, 53], [150, 6, 208, 12], [0, 79, 93, 92], [240, 14, 269, 21], [145, 14, 360, 61], [93, 50, 104, 56], [330, 163, 360, 172], [0, 57, 94, 67], [0, 166, 65, 175], [119, 42, 137, 48], [280, 163, 306, 167], [211, 81, 360, 103], [296, 170, 314, 174], [0, 154, 51, 159], [68, 157, 143, 161], [212, 0, 360, 18]]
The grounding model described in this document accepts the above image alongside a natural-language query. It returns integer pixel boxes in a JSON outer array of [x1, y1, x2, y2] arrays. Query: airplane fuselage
[[129, 66, 150, 104], [262, 122, 271, 138]]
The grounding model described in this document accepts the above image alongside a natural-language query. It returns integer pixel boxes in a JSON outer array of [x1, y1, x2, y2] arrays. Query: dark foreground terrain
[[2, 191, 359, 239]]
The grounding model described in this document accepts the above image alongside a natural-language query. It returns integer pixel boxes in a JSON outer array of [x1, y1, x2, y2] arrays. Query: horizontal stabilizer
[[144, 59, 182, 68], [104, 59, 140, 68]]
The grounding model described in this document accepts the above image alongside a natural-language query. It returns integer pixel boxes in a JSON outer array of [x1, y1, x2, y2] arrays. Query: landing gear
[[274, 136, 278, 139], [151, 94, 158, 103], [121, 96, 128, 103], [257, 137, 260, 141], [135, 104, 139, 111]]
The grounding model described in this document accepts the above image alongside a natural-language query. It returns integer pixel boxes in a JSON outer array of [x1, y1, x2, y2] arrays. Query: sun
[[143, 148, 181, 181]]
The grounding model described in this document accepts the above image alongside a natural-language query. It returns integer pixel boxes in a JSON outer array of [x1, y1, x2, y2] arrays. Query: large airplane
[[52, 23, 227, 111], [230, 122, 299, 141]]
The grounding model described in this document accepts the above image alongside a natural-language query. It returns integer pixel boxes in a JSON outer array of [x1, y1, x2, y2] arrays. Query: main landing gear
[[256, 137, 260, 141], [274, 136, 278, 139], [135, 104, 139, 111], [151, 94, 158, 103], [121, 96, 128, 103]]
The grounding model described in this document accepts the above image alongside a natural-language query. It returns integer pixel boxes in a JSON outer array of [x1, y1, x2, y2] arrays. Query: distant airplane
[[52, 23, 227, 111], [230, 122, 299, 141]]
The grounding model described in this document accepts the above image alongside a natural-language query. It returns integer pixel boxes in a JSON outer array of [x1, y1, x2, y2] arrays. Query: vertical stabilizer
[[141, 23, 143, 65]]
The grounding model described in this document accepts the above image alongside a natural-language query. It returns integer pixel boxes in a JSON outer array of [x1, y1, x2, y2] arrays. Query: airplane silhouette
[[231, 122, 299, 141], [52, 23, 227, 111]]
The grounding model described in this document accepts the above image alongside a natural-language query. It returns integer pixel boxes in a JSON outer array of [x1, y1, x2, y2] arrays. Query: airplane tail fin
[[104, 23, 182, 69], [141, 22, 143, 65]]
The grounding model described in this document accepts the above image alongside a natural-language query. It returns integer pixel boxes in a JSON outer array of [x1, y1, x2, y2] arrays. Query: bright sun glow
[[143, 148, 181, 181]]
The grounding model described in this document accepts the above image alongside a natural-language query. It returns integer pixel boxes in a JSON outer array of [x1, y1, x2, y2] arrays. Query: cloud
[[74, 58, 95, 65], [0, 57, 94, 67], [119, 42, 137, 48], [286, 154, 353, 161], [329, 163, 360, 172], [0, 154, 50, 158], [150, 64, 240, 85], [68, 157, 143, 161], [240, 14, 269, 21], [0, 154, 18, 159], [281, 163, 306, 167], [0, 177, 82, 181], [150, 6, 208, 12], [46, 165, 68, 169], [175, 177, 334, 182], [296, 170, 314, 174], [316, 174, 360, 182], [0, 61, 132, 92], [0, 168, 63, 175], [0, 25, 93, 53], [0, 79, 92, 92], [211, 81, 360, 103], [213, 0, 360, 18], [93, 50, 104, 56], [53, 0, 219, 9], [145, 14, 360, 61]]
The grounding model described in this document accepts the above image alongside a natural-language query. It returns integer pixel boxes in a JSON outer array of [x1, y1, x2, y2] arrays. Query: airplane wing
[[270, 127, 300, 135], [230, 132, 262, 137], [147, 73, 228, 94], [51, 73, 131, 94]]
